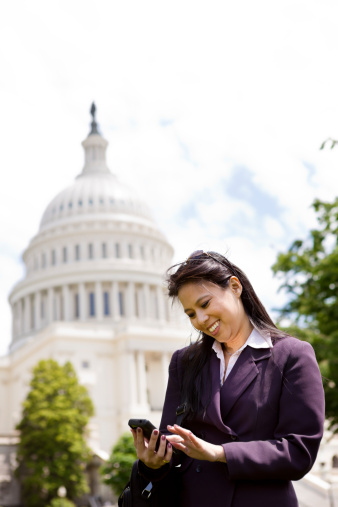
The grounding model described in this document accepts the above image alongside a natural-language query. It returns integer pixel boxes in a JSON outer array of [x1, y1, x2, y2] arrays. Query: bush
[[101, 432, 137, 496]]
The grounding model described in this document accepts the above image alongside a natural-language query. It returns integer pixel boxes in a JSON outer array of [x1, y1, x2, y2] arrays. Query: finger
[[136, 427, 146, 449], [157, 434, 168, 457], [130, 428, 137, 445], [167, 425, 175, 432], [162, 441, 173, 463], [147, 429, 160, 452], [172, 424, 193, 438], [166, 435, 184, 444], [171, 441, 189, 454]]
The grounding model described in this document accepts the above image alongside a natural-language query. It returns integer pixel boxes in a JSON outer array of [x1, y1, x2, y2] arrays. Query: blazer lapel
[[220, 346, 272, 421], [202, 352, 238, 436]]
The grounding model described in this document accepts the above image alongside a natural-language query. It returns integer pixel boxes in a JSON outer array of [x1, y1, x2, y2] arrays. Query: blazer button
[[230, 435, 237, 441], [196, 465, 202, 473]]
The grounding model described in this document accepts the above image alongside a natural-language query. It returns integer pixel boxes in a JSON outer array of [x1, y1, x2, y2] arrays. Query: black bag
[[118, 404, 186, 507], [118, 460, 182, 507]]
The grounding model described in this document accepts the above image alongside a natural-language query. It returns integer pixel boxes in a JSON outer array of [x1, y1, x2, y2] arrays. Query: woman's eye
[[201, 300, 210, 308], [187, 313, 195, 319]]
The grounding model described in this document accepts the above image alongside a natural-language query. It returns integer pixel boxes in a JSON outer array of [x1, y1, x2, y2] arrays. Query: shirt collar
[[212, 327, 273, 357]]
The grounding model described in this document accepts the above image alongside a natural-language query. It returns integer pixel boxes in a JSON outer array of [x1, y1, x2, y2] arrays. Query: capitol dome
[[39, 131, 154, 232], [8, 104, 175, 351]]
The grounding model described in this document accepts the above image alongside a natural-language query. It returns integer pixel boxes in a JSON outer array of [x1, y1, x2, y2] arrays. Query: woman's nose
[[196, 310, 208, 326]]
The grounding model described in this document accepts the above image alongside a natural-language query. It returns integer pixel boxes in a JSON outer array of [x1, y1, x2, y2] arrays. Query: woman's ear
[[229, 276, 242, 297]]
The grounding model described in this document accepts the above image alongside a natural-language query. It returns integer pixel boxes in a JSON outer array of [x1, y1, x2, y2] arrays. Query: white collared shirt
[[212, 328, 273, 386]]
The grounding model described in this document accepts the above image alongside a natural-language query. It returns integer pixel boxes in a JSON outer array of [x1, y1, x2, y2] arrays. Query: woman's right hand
[[130, 427, 173, 469]]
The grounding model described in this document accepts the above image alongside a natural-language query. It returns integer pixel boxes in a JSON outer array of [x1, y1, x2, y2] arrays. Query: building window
[[42, 253, 46, 269], [128, 244, 133, 258], [51, 250, 56, 265], [63, 247, 67, 263], [34, 257, 39, 270], [75, 244, 80, 261], [102, 243, 107, 258], [103, 292, 110, 316], [89, 292, 95, 317], [140, 245, 145, 259], [118, 291, 124, 316], [88, 243, 94, 259], [75, 294, 79, 319], [115, 243, 120, 258]]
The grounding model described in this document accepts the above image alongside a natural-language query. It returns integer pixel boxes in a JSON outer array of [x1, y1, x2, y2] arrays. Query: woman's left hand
[[167, 424, 226, 463]]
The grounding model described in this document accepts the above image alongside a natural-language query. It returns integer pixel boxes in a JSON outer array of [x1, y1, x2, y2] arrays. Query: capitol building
[[0, 105, 187, 504]]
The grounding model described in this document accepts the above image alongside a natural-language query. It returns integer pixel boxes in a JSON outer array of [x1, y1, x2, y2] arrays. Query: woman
[[131, 250, 325, 507]]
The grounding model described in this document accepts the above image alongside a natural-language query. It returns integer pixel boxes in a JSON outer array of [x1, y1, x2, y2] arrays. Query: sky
[[1, 0, 338, 355]]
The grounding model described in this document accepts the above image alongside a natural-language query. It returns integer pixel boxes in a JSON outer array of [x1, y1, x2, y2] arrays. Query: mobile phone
[[128, 418, 176, 453], [128, 419, 157, 441]]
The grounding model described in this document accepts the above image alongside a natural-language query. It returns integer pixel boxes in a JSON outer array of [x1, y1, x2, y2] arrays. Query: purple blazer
[[141, 336, 325, 507]]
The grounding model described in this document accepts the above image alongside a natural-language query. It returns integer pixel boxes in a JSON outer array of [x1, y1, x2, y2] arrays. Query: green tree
[[16, 359, 94, 506], [101, 433, 137, 497], [272, 198, 338, 430]]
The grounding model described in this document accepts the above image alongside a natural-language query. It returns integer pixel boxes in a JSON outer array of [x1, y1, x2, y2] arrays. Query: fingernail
[[161, 434, 166, 441], [153, 429, 159, 435], [168, 443, 172, 448], [137, 427, 141, 433]]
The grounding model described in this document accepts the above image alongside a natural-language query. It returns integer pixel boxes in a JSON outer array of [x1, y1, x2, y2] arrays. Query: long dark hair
[[166, 250, 286, 420]]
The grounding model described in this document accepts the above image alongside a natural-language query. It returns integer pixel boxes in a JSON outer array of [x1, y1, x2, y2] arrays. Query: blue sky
[[1, 0, 338, 355]]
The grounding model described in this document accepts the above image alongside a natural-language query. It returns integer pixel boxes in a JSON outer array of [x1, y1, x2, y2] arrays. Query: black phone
[[128, 418, 157, 441], [128, 418, 177, 454]]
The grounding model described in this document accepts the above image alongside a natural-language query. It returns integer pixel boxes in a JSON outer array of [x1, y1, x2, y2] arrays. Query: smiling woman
[[130, 250, 325, 507]]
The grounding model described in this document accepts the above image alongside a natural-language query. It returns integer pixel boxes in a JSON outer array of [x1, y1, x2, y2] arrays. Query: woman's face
[[178, 278, 251, 345]]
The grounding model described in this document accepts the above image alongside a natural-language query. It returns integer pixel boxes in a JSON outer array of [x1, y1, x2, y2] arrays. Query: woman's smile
[[208, 320, 220, 335]]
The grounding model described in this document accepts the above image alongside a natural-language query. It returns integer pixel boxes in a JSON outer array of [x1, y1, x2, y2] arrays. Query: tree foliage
[[16, 359, 94, 506], [273, 198, 338, 430], [101, 433, 137, 497]]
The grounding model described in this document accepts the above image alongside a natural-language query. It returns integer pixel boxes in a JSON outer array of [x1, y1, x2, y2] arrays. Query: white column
[[143, 284, 151, 320], [161, 352, 170, 396], [34, 291, 41, 330], [128, 351, 137, 408], [54, 290, 59, 321], [136, 351, 148, 407], [126, 282, 135, 319], [95, 281, 103, 320], [24, 295, 31, 332], [111, 281, 119, 319], [11, 304, 16, 339], [136, 287, 143, 318], [79, 283, 86, 321], [18, 299, 23, 335], [62, 285, 70, 321], [47, 288, 54, 323], [156, 286, 166, 321]]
